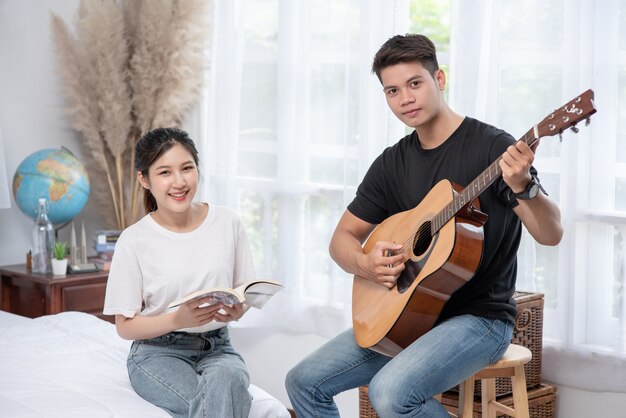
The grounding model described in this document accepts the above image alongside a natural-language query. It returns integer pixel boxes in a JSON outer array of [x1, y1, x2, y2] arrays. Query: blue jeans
[[285, 314, 513, 418], [127, 327, 252, 418]]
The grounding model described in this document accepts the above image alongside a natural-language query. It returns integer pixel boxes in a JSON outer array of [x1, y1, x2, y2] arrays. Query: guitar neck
[[431, 129, 538, 233]]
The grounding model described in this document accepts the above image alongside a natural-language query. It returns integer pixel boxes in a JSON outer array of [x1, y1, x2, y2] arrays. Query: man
[[285, 34, 562, 417]]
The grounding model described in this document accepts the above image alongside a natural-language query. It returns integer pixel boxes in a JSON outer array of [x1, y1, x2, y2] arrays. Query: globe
[[12, 148, 90, 225]]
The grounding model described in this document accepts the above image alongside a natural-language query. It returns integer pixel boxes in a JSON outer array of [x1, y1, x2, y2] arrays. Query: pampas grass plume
[[50, 0, 212, 228]]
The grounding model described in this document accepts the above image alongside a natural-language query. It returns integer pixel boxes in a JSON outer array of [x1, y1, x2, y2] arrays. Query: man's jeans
[[127, 327, 252, 418], [286, 314, 513, 418]]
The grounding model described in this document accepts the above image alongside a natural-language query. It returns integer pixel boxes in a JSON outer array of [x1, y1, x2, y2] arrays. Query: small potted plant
[[51, 241, 68, 276]]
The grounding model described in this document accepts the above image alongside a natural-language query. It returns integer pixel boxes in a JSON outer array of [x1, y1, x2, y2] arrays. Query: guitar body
[[352, 179, 487, 357]]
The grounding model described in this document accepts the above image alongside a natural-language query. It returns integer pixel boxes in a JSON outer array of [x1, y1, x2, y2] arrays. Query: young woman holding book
[[103, 127, 255, 418]]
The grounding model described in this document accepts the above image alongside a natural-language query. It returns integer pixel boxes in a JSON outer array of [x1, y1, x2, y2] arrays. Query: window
[[203, 0, 400, 334]]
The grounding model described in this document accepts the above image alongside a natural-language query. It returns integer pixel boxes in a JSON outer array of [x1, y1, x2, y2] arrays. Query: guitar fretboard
[[430, 129, 538, 233]]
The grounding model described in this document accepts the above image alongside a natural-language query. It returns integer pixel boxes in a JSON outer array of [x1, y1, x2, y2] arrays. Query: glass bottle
[[32, 198, 55, 274]]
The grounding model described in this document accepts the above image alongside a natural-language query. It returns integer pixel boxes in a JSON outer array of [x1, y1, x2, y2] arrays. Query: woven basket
[[358, 386, 379, 418], [441, 383, 557, 418], [495, 291, 544, 396]]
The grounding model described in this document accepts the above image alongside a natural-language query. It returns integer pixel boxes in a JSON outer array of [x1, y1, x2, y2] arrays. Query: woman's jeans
[[127, 327, 252, 418], [286, 314, 513, 418]]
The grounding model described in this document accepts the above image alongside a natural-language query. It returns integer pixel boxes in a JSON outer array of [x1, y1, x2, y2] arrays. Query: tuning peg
[[571, 125, 579, 133], [559, 132, 563, 142], [585, 117, 591, 126]]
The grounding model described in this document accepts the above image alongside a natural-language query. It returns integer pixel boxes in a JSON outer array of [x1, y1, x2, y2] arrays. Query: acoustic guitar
[[352, 89, 597, 357]]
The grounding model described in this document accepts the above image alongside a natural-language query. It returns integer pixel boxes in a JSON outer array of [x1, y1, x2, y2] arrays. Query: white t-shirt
[[103, 204, 256, 333]]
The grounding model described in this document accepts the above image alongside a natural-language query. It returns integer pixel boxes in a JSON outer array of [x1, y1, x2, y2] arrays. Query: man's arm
[[499, 141, 563, 246], [511, 193, 562, 245], [329, 210, 407, 288]]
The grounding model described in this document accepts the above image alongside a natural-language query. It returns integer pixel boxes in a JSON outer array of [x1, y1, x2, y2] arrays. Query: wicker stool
[[458, 344, 532, 418]]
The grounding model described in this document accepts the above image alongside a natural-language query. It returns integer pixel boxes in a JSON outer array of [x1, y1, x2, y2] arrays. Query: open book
[[167, 279, 283, 310]]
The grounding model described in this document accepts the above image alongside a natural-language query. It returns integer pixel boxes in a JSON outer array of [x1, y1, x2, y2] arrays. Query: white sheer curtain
[[199, 0, 408, 337]]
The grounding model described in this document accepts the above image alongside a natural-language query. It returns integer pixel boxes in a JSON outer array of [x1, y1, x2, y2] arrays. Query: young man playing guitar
[[286, 34, 563, 417]]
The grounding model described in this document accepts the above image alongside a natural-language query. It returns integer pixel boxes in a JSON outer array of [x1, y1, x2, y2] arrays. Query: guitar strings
[[391, 216, 435, 259]]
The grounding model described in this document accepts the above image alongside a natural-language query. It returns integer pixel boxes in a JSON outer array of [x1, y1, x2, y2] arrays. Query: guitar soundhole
[[413, 222, 433, 257]]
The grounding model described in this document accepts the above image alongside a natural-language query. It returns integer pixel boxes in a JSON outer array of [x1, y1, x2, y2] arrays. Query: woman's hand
[[173, 296, 224, 329], [214, 303, 246, 323]]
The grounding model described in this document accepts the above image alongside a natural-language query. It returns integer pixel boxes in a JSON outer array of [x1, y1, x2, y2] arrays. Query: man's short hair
[[371, 34, 439, 82]]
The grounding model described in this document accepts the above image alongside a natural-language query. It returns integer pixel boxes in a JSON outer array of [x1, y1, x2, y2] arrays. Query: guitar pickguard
[[397, 232, 439, 293]]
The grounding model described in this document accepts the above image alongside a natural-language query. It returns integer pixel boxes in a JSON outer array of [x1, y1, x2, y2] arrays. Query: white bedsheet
[[0, 310, 289, 418]]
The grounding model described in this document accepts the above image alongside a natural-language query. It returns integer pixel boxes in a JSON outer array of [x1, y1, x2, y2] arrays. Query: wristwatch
[[513, 175, 543, 200]]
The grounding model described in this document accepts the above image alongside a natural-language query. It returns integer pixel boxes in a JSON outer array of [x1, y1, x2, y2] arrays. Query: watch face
[[515, 178, 540, 200]]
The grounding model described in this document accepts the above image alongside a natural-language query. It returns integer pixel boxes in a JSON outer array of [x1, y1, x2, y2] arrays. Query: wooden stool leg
[[459, 377, 475, 418], [482, 378, 497, 418], [511, 365, 530, 418]]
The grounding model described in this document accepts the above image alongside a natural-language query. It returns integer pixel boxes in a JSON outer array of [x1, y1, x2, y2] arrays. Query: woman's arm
[[115, 296, 224, 340]]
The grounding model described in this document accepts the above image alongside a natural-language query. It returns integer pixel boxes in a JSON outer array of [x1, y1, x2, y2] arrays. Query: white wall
[[231, 328, 359, 417], [0, 1, 623, 417], [0, 0, 105, 267]]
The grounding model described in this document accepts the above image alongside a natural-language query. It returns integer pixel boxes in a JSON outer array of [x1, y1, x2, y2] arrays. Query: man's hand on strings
[[359, 241, 407, 289]]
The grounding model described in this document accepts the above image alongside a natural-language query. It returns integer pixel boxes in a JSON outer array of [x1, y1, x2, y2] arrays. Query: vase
[[51, 258, 68, 276]]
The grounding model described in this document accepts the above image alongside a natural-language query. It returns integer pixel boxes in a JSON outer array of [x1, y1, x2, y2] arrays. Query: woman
[[103, 127, 254, 418]]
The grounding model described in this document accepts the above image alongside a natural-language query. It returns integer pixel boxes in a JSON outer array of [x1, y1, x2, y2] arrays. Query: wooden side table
[[0, 264, 113, 323]]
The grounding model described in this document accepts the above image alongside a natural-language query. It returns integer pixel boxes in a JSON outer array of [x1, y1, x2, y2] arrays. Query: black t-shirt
[[348, 117, 536, 324]]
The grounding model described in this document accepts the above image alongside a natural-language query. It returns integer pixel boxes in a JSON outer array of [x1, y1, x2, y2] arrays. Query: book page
[[204, 291, 242, 306], [240, 281, 283, 309]]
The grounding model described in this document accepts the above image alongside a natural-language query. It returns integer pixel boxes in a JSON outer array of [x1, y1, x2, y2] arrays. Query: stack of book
[[91, 230, 121, 271]]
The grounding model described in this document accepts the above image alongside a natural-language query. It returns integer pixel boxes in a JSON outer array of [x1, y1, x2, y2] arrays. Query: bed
[[0, 310, 290, 417]]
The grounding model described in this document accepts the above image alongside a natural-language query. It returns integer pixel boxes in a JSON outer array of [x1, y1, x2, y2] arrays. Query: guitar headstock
[[535, 89, 597, 140]]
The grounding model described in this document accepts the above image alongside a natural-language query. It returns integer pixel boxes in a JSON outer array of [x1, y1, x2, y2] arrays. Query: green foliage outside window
[[409, 0, 451, 53]]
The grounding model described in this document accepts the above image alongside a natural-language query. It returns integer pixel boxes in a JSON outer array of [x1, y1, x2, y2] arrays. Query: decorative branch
[[50, 0, 212, 229]]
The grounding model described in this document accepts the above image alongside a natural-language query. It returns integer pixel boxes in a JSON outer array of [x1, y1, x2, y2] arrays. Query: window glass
[[499, 0, 564, 51], [240, 63, 278, 141], [309, 156, 358, 186], [244, 0, 278, 51], [617, 67, 626, 163], [239, 190, 278, 275], [613, 226, 626, 320], [616, 179, 626, 211], [309, 0, 360, 54], [617, 0, 626, 51], [310, 63, 359, 147], [237, 150, 277, 178], [498, 65, 563, 158], [409, 0, 451, 53]]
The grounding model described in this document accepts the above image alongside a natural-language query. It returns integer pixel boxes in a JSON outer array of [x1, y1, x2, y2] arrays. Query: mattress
[[0, 310, 289, 418]]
